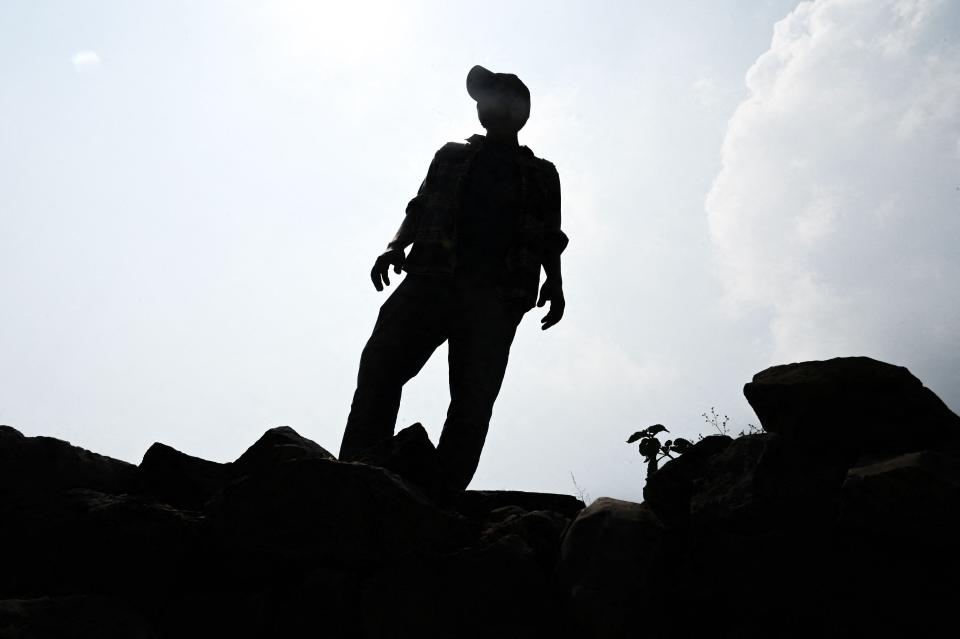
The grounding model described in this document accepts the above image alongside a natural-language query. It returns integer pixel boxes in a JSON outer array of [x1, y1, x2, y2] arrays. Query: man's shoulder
[[431, 136, 557, 176], [518, 146, 558, 179], [433, 139, 476, 162]]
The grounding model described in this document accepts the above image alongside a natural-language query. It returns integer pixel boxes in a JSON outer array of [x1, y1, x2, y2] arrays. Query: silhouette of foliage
[[626, 424, 692, 477], [631, 409, 763, 478]]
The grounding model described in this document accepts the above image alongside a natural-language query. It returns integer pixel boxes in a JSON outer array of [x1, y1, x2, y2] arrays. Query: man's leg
[[339, 275, 451, 461], [436, 286, 524, 490]]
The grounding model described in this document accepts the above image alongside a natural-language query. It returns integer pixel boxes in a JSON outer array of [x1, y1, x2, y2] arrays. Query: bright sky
[[2, 0, 958, 502]]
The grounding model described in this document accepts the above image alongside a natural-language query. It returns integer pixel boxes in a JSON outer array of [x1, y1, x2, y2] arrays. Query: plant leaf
[[638, 437, 661, 458], [644, 424, 669, 436]]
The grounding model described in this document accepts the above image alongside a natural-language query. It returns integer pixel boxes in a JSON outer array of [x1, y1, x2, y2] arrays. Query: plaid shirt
[[395, 134, 568, 310]]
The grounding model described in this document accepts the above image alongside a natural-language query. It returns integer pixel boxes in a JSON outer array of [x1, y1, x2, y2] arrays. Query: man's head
[[466, 65, 530, 133]]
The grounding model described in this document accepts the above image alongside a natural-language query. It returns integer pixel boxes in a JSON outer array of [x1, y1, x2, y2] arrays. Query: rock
[[0, 425, 23, 441], [558, 498, 668, 638], [0, 489, 202, 598], [456, 489, 585, 520], [652, 432, 850, 534], [360, 535, 571, 639], [0, 595, 159, 639], [261, 568, 364, 639], [750, 433, 851, 527], [155, 592, 272, 639], [0, 427, 135, 499], [671, 524, 840, 639], [204, 458, 469, 586], [231, 426, 334, 477], [744, 356, 960, 455], [643, 434, 732, 527], [668, 436, 849, 637], [840, 449, 960, 542], [138, 442, 232, 510], [836, 450, 960, 636], [480, 509, 570, 570], [688, 433, 770, 531], [355, 423, 449, 502]]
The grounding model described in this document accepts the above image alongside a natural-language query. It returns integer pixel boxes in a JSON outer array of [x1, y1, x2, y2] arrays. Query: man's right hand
[[370, 248, 405, 291]]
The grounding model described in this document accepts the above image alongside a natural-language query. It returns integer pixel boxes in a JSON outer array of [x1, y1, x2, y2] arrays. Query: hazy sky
[[2, 0, 958, 502]]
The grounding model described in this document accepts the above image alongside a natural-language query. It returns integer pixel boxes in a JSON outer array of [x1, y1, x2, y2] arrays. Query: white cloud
[[706, 0, 960, 401], [71, 50, 101, 71]]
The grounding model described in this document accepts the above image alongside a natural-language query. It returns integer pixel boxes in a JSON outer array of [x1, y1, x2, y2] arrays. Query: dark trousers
[[339, 273, 525, 491]]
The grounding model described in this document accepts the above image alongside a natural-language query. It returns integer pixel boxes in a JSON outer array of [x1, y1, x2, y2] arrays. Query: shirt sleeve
[[543, 162, 569, 257], [387, 151, 441, 250]]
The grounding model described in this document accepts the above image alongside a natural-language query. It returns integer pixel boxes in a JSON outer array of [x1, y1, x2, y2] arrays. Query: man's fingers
[[541, 315, 562, 330], [382, 269, 390, 287], [370, 259, 386, 292], [393, 262, 402, 274], [540, 299, 565, 330]]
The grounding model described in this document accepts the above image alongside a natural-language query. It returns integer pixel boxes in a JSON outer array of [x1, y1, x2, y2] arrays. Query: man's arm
[[371, 155, 439, 291], [537, 164, 568, 330]]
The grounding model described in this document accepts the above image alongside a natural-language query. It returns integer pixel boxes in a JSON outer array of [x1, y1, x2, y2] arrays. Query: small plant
[[569, 471, 591, 506], [702, 407, 729, 436], [626, 424, 692, 477], [737, 423, 763, 437]]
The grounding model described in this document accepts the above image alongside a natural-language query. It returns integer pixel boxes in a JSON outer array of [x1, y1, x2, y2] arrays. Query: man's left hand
[[536, 279, 565, 330]]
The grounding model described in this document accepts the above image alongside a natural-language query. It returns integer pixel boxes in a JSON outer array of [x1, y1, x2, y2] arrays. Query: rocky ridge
[[2, 356, 959, 638]]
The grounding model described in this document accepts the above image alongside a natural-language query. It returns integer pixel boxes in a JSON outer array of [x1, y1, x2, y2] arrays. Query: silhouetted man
[[339, 65, 568, 492]]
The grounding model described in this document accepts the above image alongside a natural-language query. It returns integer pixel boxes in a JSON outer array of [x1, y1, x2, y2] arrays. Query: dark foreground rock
[[231, 425, 335, 475], [204, 457, 469, 586], [558, 498, 668, 639], [137, 442, 231, 510], [0, 596, 158, 639], [2, 356, 959, 638], [0, 422, 582, 638], [0, 426, 135, 499]]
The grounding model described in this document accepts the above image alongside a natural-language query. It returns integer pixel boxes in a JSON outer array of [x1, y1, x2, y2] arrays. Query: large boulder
[[231, 426, 334, 477], [744, 357, 960, 455], [204, 458, 469, 586], [0, 426, 135, 498], [558, 498, 668, 638], [138, 442, 232, 510]]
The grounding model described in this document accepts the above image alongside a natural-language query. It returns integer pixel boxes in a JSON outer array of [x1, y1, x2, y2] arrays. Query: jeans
[[339, 273, 526, 491]]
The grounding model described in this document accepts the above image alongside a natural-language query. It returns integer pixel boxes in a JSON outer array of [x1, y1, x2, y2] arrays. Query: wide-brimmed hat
[[466, 65, 530, 127]]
